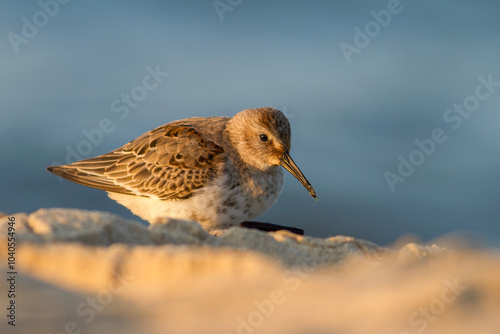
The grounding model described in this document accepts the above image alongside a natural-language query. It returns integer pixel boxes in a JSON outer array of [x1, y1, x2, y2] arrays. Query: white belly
[[108, 168, 284, 230]]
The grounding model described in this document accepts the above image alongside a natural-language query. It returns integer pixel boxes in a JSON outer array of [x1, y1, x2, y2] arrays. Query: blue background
[[1, 0, 499, 246]]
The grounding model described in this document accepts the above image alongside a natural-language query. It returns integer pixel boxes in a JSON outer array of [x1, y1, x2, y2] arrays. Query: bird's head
[[227, 107, 316, 198]]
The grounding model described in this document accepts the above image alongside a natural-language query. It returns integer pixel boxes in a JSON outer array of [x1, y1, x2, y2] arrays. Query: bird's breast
[[238, 166, 284, 199]]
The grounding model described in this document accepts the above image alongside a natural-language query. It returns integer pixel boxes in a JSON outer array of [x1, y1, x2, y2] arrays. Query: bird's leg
[[239, 221, 304, 235]]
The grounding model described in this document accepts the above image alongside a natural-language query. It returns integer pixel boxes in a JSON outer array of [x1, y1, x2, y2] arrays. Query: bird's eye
[[259, 134, 268, 142]]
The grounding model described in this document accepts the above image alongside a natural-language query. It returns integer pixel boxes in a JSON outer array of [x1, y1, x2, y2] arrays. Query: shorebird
[[47, 107, 316, 230]]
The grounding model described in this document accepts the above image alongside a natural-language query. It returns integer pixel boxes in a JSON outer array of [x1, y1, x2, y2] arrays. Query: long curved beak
[[280, 151, 317, 198]]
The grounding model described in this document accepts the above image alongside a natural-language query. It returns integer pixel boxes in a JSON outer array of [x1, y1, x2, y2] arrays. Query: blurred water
[[1, 0, 499, 245]]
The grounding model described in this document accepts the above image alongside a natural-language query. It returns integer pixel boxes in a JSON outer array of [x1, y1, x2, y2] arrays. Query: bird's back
[[47, 115, 232, 200]]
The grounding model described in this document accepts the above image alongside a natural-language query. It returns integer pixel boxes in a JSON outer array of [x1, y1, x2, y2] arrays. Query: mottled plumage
[[47, 107, 316, 230]]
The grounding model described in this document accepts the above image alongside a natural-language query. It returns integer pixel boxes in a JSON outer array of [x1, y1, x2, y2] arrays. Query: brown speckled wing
[[47, 125, 226, 200]]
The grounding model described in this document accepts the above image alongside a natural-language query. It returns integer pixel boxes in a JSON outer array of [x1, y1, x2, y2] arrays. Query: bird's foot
[[239, 221, 304, 235]]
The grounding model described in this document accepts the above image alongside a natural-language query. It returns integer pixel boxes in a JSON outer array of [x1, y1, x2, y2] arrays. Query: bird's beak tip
[[280, 151, 317, 199]]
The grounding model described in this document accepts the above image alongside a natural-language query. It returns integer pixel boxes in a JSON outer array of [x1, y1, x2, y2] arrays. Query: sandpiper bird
[[47, 107, 316, 230]]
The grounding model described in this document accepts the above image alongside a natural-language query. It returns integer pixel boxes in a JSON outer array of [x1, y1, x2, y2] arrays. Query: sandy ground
[[1, 208, 499, 334]]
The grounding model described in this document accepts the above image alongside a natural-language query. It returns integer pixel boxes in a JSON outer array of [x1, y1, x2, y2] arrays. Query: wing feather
[[47, 125, 226, 200]]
